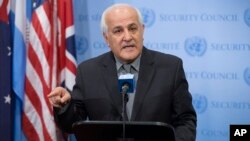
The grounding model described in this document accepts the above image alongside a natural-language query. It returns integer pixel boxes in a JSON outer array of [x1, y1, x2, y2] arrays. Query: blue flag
[[0, 10, 12, 141]]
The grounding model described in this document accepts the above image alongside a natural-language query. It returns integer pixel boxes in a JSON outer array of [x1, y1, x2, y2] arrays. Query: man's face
[[103, 6, 144, 64]]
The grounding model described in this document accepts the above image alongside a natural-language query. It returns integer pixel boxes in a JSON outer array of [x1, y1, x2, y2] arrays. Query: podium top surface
[[73, 121, 175, 141]]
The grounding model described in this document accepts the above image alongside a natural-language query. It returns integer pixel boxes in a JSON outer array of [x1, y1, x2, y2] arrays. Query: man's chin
[[120, 54, 139, 63]]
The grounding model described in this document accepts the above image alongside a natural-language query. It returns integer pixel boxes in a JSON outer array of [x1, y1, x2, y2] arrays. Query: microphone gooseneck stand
[[121, 84, 129, 141]]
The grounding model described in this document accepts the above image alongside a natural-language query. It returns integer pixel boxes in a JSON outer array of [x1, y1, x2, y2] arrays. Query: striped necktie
[[123, 64, 131, 73]]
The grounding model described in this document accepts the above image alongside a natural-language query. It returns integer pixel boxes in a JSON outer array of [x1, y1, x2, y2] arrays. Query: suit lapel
[[100, 52, 123, 115], [131, 48, 155, 120]]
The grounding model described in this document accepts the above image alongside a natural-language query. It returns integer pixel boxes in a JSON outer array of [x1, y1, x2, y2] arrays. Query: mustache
[[122, 42, 135, 48]]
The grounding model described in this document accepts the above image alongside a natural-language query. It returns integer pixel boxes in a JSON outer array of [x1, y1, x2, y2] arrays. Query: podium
[[72, 120, 175, 141]]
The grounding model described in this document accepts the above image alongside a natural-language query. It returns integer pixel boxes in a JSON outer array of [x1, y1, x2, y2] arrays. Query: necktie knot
[[123, 64, 131, 73]]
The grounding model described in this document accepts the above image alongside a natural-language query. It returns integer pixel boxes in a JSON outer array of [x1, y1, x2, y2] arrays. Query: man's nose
[[123, 30, 132, 41]]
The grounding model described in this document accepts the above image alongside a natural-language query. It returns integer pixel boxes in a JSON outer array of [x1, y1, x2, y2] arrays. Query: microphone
[[118, 73, 135, 94], [118, 74, 135, 140], [122, 84, 129, 92]]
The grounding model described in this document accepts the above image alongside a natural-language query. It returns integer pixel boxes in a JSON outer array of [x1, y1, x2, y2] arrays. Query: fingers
[[47, 87, 64, 98], [50, 95, 63, 108], [48, 87, 71, 108], [60, 93, 71, 104]]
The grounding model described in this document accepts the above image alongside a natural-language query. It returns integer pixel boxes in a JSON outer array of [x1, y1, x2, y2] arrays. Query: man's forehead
[[113, 22, 138, 28], [107, 15, 140, 28]]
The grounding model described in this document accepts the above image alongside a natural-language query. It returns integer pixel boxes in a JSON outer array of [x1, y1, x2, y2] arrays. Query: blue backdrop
[[73, 0, 250, 141]]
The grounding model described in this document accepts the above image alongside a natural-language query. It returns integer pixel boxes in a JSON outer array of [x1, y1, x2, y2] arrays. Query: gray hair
[[100, 3, 144, 33]]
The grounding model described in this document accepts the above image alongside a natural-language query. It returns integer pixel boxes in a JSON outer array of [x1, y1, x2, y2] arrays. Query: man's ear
[[142, 24, 145, 32], [142, 24, 145, 41], [103, 32, 109, 46]]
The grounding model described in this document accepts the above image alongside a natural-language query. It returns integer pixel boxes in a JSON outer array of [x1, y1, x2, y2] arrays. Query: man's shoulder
[[145, 48, 182, 63]]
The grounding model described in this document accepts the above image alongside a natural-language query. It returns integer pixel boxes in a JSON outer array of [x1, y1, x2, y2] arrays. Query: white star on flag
[[4, 94, 11, 104], [7, 46, 11, 56]]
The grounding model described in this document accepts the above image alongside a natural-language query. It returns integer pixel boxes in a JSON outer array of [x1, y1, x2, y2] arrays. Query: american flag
[[0, 0, 12, 141], [12, 0, 77, 140]]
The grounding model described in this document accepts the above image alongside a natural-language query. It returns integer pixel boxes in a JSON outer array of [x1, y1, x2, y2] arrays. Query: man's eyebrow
[[113, 26, 122, 29], [111, 23, 138, 31], [128, 23, 137, 26]]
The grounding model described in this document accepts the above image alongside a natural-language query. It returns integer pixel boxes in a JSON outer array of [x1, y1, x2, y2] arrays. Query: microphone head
[[118, 73, 135, 93]]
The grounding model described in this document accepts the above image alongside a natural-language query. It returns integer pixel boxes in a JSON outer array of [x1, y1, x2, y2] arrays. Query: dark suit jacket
[[55, 47, 197, 141]]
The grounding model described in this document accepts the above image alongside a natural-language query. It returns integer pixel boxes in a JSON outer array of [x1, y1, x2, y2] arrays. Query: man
[[48, 3, 197, 141]]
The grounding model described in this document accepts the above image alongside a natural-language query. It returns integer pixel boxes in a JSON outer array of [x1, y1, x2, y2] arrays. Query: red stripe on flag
[[31, 12, 51, 61], [64, 0, 74, 27], [28, 43, 52, 114], [0, 0, 9, 22], [22, 113, 40, 141], [66, 57, 77, 74], [24, 77, 52, 141]]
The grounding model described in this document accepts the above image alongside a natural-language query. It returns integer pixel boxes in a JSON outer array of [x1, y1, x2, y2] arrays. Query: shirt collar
[[115, 54, 141, 72]]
